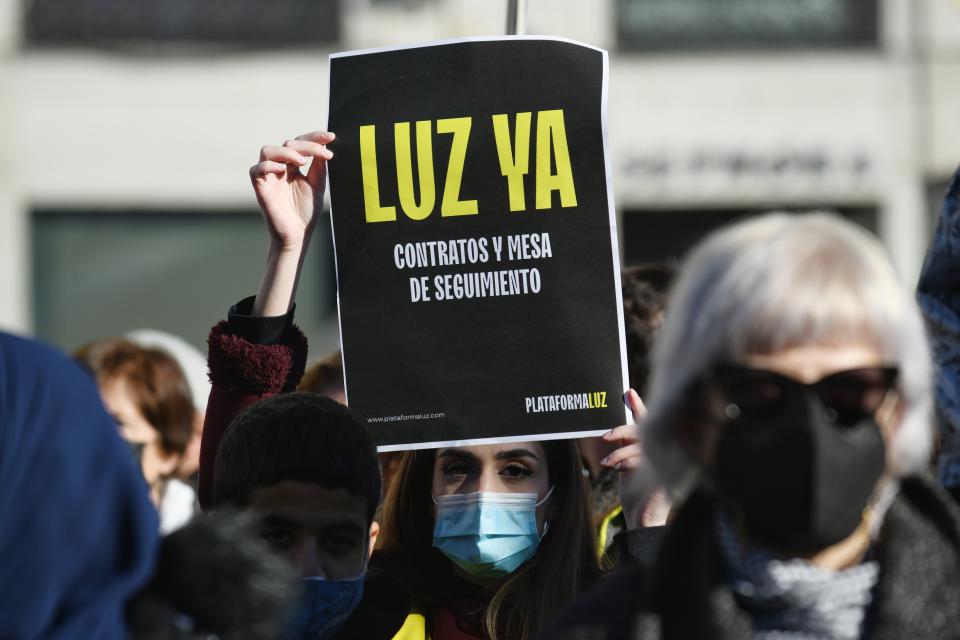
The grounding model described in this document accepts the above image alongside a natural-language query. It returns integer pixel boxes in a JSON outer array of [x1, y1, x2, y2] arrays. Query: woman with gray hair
[[540, 212, 960, 639]]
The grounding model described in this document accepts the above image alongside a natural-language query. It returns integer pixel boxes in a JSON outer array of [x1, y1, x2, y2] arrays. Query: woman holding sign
[[192, 131, 602, 640]]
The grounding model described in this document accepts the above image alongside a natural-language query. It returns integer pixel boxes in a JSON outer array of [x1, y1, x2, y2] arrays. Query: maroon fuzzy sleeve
[[197, 320, 308, 510]]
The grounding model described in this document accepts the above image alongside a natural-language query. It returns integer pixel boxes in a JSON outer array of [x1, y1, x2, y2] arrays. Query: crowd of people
[[2, 127, 960, 640]]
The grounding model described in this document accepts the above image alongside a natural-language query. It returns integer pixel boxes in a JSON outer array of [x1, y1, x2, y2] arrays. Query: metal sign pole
[[506, 0, 528, 35]]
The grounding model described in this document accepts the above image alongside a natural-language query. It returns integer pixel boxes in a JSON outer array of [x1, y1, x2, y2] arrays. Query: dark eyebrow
[[257, 515, 365, 536], [494, 448, 541, 462], [437, 448, 541, 462], [437, 449, 479, 462], [257, 515, 302, 529], [320, 522, 366, 537]]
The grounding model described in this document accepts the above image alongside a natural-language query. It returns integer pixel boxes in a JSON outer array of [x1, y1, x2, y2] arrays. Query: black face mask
[[713, 391, 885, 555]]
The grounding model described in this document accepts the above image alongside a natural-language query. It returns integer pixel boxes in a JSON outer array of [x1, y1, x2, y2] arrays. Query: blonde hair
[[643, 213, 933, 494]]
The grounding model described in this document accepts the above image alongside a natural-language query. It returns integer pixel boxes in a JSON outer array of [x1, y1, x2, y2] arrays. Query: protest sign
[[327, 36, 629, 450]]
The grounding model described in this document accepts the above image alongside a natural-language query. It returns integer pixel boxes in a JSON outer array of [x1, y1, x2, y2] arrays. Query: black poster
[[327, 37, 629, 450]]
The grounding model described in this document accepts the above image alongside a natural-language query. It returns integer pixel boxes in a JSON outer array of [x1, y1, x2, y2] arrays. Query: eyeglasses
[[709, 364, 900, 426]]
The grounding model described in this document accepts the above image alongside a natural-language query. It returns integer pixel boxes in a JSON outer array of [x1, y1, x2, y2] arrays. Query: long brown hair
[[376, 439, 600, 640]]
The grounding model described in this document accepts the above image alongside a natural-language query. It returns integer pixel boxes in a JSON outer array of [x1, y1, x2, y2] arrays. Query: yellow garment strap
[[392, 613, 429, 640], [597, 505, 623, 558]]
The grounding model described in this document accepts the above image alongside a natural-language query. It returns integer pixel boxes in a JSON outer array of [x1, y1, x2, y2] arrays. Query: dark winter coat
[[538, 476, 960, 640]]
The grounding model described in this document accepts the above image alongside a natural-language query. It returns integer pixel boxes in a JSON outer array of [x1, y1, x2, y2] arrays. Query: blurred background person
[[76, 338, 199, 533], [579, 264, 674, 559], [541, 212, 960, 639], [298, 350, 345, 403], [620, 265, 674, 399], [0, 331, 158, 638], [128, 328, 211, 488]]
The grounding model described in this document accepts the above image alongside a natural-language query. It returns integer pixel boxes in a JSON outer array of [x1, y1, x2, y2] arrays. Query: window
[[24, 0, 340, 48], [32, 210, 338, 354], [617, 0, 879, 52]]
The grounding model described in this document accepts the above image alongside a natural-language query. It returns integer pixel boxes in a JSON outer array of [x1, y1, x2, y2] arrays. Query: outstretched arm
[[250, 131, 335, 316], [197, 131, 335, 510]]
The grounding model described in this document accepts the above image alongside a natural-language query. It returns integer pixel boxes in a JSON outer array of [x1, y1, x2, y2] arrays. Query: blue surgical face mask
[[432, 488, 554, 578], [284, 571, 365, 640]]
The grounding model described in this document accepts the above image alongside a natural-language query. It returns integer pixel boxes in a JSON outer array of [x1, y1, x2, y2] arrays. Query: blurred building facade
[[0, 0, 958, 352]]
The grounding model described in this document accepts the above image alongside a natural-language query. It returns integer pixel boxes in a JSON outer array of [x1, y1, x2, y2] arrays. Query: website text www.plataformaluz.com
[[367, 412, 446, 424]]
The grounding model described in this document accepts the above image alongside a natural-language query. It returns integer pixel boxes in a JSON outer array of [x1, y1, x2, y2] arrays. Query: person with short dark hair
[[214, 392, 379, 517], [212, 392, 386, 610]]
